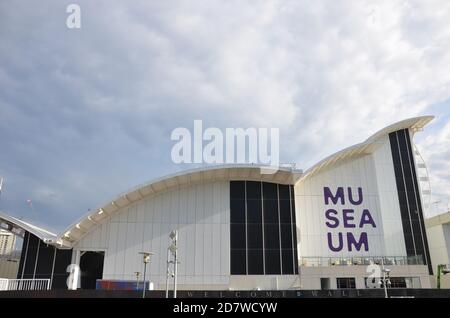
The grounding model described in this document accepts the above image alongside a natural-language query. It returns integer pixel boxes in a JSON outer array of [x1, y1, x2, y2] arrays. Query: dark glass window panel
[[411, 220, 422, 236], [246, 181, 262, 224], [230, 199, 245, 224], [23, 234, 40, 279], [281, 249, 294, 274], [396, 129, 407, 150], [407, 196, 418, 214], [263, 182, 278, 199], [406, 248, 416, 255], [290, 185, 299, 274], [265, 249, 281, 274], [230, 223, 246, 249], [389, 277, 407, 288], [246, 181, 261, 199], [263, 183, 279, 224], [264, 223, 280, 250], [230, 249, 247, 275], [247, 223, 263, 249], [247, 199, 262, 224], [230, 181, 246, 224], [230, 180, 298, 276], [390, 131, 416, 258], [402, 221, 413, 234], [404, 236, 415, 253], [230, 181, 245, 200], [278, 184, 291, 224], [290, 185, 296, 224], [321, 278, 331, 290], [280, 223, 293, 250], [264, 200, 279, 224], [247, 249, 264, 275], [389, 131, 399, 150], [35, 244, 55, 278], [413, 234, 425, 249], [336, 277, 356, 289], [52, 249, 73, 289]]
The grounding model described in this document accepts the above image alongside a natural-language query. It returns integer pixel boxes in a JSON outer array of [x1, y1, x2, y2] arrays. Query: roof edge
[[0, 211, 57, 243], [300, 115, 434, 181], [59, 164, 303, 245]]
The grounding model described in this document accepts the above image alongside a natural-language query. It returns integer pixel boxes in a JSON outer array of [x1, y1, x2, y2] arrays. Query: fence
[[0, 278, 50, 291], [299, 255, 424, 267]]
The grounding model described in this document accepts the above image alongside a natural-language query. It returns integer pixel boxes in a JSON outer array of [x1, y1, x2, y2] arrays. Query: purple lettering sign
[[324, 187, 376, 252]]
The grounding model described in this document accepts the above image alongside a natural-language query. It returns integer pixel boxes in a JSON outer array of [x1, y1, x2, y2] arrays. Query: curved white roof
[[0, 211, 57, 244], [0, 116, 434, 248], [59, 164, 303, 246], [299, 116, 434, 181]]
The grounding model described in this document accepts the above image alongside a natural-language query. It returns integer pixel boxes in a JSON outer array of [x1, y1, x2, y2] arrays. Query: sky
[[0, 0, 450, 232]]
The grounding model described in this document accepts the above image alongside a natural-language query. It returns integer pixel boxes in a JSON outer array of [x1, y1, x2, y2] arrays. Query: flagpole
[[0, 177, 3, 203]]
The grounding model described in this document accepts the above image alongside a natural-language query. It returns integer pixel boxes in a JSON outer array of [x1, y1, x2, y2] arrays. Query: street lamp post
[[169, 230, 178, 298], [134, 271, 140, 291], [165, 248, 172, 298], [138, 252, 154, 298], [381, 258, 391, 298]]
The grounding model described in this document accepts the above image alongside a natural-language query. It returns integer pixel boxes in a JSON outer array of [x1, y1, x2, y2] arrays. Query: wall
[[295, 135, 406, 259], [426, 224, 450, 270], [73, 181, 230, 290], [0, 257, 19, 279], [426, 223, 450, 288]]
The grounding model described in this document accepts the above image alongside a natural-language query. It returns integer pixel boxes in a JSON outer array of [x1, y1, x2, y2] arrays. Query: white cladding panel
[[73, 181, 230, 287], [295, 136, 406, 259], [372, 135, 407, 257]]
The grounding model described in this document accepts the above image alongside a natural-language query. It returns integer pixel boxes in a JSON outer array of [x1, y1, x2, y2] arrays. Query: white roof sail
[[59, 164, 303, 246], [0, 211, 57, 243], [300, 115, 434, 181]]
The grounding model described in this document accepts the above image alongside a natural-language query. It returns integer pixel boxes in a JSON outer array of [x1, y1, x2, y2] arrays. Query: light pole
[[134, 271, 140, 291], [138, 252, 154, 298], [381, 258, 391, 298], [165, 248, 172, 298], [169, 230, 178, 298]]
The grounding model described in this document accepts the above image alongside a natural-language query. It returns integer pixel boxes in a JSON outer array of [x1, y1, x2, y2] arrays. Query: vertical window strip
[[277, 184, 283, 274], [230, 181, 298, 275], [244, 181, 248, 275], [261, 181, 266, 275], [404, 130, 433, 273], [395, 131, 418, 255]]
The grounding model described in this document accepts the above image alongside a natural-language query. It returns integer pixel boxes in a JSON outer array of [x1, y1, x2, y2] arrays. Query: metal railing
[[0, 278, 50, 291], [299, 255, 424, 267]]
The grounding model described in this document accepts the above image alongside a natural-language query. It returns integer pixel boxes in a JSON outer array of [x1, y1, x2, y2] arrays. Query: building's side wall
[[0, 257, 19, 279], [426, 224, 449, 271], [73, 181, 230, 290], [295, 141, 404, 259]]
